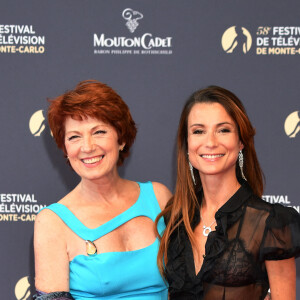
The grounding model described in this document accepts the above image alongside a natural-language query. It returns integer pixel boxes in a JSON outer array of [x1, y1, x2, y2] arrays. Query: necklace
[[200, 203, 216, 237], [86, 240, 97, 256]]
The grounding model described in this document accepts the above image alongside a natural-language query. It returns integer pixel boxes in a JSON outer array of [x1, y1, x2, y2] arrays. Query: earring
[[238, 150, 247, 181], [188, 161, 196, 185]]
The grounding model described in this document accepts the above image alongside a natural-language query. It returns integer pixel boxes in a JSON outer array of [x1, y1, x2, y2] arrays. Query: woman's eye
[[94, 130, 107, 135], [67, 135, 80, 141], [219, 128, 230, 133], [193, 129, 204, 134]]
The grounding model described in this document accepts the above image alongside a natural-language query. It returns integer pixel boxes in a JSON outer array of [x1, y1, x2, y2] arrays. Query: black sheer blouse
[[166, 182, 300, 300]]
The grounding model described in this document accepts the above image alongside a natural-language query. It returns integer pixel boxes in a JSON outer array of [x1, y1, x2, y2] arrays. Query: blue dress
[[42, 182, 168, 299]]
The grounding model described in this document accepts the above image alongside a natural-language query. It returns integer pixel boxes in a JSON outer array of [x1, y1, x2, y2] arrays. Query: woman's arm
[[34, 209, 70, 293], [265, 257, 296, 300]]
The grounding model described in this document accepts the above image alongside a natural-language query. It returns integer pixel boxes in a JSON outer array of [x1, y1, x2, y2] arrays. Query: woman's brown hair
[[48, 80, 137, 166], [156, 85, 264, 276]]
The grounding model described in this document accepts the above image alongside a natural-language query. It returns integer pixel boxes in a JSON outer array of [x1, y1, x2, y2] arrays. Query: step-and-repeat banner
[[0, 1, 299, 298]]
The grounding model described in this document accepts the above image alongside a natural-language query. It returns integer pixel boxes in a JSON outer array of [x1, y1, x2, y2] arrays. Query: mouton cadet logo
[[122, 8, 143, 33], [93, 8, 173, 55]]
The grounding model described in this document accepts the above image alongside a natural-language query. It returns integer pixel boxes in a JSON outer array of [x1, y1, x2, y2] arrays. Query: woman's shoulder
[[136, 181, 172, 210], [35, 191, 74, 235], [35, 205, 66, 236], [151, 181, 173, 211], [247, 194, 271, 210], [247, 194, 299, 221], [258, 202, 300, 260], [238, 191, 300, 260]]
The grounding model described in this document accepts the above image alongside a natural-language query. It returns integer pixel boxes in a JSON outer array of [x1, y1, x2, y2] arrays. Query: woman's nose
[[206, 131, 218, 148], [81, 136, 95, 153]]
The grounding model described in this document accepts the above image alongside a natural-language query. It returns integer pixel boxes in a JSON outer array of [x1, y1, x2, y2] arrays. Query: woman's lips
[[81, 155, 104, 164]]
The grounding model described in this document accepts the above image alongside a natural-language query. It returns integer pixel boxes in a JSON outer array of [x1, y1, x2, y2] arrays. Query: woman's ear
[[119, 143, 126, 151], [239, 141, 244, 151]]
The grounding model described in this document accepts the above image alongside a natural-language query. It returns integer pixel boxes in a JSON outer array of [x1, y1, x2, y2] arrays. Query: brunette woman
[[157, 86, 300, 300], [34, 80, 171, 299]]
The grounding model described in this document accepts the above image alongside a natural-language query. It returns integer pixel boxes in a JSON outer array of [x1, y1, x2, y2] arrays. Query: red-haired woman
[[34, 80, 171, 300], [156, 86, 300, 300]]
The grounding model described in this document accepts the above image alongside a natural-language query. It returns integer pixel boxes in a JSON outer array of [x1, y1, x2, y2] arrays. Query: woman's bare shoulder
[[34, 206, 66, 245], [152, 182, 173, 210]]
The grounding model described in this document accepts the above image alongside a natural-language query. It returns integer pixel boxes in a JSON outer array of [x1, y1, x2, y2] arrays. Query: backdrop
[[0, 1, 299, 299]]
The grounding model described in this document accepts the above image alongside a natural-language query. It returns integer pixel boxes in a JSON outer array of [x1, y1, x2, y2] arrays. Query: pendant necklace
[[200, 203, 216, 237], [86, 240, 97, 256]]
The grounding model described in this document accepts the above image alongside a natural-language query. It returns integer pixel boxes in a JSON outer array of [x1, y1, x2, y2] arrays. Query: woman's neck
[[200, 172, 241, 212], [76, 173, 126, 204]]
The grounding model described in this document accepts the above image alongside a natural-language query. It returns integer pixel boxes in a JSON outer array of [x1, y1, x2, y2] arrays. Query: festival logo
[[29, 110, 46, 136], [122, 8, 143, 33], [0, 24, 45, 54], [222, 25, 300, 55], [0, 192, 45, 222], [221, 26, 252, 54], [93, 8, 173, 55], [256, 26, 300, 55], [15, 276, 31, 300], [284, 111, 300, 138]]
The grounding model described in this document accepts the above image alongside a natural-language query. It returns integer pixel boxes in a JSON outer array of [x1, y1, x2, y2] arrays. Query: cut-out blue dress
[[41, 181, 168, 300]]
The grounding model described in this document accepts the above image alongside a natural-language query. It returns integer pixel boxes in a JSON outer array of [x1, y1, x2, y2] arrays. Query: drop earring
[[189, 161, 196, 185], [188, 160, 196, 185], [238, 150, 247, 181]]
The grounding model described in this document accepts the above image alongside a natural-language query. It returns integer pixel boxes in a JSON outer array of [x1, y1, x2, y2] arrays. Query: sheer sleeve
[[260, 204, 300, 261]]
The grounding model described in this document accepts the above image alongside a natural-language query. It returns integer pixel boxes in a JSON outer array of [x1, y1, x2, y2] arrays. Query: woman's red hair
[[48, 80, 137, 165]]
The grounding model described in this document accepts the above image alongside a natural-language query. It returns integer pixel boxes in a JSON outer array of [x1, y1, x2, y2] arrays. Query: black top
[[166, 182, 300, 300]]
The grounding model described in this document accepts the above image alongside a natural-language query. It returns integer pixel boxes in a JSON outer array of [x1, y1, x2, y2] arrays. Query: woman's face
[[187, 102, 243, 180], [64, 116, 124, 182]]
